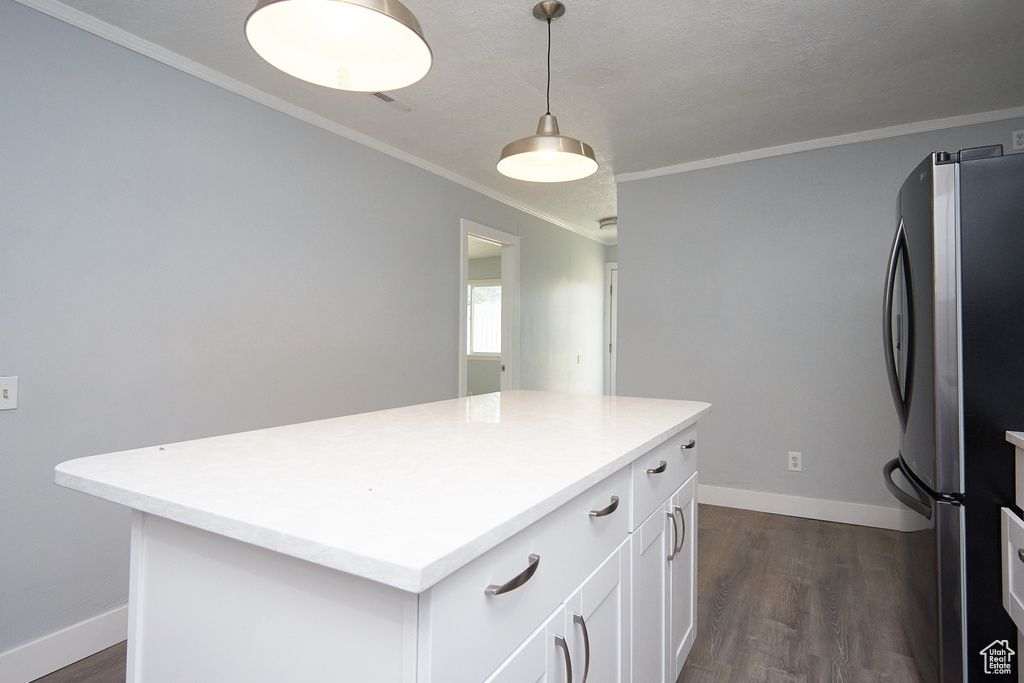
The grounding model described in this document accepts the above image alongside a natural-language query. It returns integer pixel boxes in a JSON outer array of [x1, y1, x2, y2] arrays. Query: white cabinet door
[[668, 473, 697, 681], [485, 606, 573, 683], [565, 542, 630, 683], [631, 505, 669, 683]]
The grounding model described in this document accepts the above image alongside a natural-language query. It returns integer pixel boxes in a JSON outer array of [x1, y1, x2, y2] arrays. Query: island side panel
[[126, 511, 417, 683]]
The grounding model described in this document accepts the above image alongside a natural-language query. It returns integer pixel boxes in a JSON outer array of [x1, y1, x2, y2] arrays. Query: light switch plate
[[0, 376, 19, 410]]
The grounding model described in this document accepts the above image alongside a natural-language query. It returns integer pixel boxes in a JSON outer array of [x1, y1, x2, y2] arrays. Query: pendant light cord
[[545, 17, 552, 115]]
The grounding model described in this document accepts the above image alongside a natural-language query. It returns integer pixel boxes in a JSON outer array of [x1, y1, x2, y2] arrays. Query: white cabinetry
[[484, 606, 569, 683], [485, 543, 630, 683], [630, 425, 699, 683], [566, 545, 631, 683], [1000, 431, 1024, 683], [421, 468, 630, 682], [668, 475, 698, 677], [474, 425, 700, 683], [631, 499, 670, 683]]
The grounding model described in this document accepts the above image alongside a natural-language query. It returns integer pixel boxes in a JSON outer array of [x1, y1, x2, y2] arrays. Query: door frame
[[459, 219, 520, 397], [605, 262, 618, 395]]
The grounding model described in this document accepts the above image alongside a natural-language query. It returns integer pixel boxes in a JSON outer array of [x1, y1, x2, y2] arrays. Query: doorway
[[459, 220, 520, 397]]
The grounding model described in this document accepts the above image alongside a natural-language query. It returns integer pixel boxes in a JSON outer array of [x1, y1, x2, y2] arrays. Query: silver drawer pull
[[589, 495, 620, 518], [667, 510, 678, 561], [555, 634, 572, 683], [647, 460, 667, 475], [484, 554, 540, 596], [573, 613, 591, 683], [674, 505, 685, 555], [1018, 548, 1024, 564], [680, 439, 696, 450]]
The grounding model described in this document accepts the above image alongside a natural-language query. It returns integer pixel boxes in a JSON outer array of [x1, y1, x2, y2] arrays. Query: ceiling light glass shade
[[497, 114, 598, 182], [245, 0, 432, 92]]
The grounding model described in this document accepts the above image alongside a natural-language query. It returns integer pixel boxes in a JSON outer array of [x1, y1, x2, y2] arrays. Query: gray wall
[[468, 255, 501, 280], [466, 356, 501, 395], [0, 0, 606, 653], [617, 116, 1024, 511], [520, 225, 607, 395]]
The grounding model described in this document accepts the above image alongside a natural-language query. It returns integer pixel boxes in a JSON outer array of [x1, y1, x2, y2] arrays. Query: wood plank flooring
[[31, 505, 924, 683], [30, 642, 126, 683], [680, 505, 923, 683]]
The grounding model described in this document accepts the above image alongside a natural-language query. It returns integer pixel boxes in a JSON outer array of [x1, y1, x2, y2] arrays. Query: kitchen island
[[56, 390, 710, 682]]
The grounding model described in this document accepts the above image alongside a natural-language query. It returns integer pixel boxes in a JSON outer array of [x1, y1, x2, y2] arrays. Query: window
[[467, 280, 501, 355]]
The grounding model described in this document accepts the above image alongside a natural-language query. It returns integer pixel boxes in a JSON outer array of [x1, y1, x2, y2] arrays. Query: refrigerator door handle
[[883, 219, 915, 431], [883, 457, 932, 520]]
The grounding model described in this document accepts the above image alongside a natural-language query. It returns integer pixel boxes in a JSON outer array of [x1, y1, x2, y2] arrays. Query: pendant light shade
[[497, 1, 598, 183], [245, 0, 432, 92], [497, 114, 598, 182]]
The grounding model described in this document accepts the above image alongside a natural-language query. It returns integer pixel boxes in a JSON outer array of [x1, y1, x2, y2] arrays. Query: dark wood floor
[[31, 642, 126, 683], [32, 505, 923, 683], [680, 505, 923, 683]]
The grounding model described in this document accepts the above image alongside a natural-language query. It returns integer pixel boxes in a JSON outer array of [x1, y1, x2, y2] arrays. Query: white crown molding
[[12, 0, 603, 245], [616, 105, 1024, 184]]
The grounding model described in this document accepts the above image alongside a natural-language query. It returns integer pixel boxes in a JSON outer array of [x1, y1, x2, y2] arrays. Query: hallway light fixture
[[245, 0, 432, 92], [497, 1, 598, 183]]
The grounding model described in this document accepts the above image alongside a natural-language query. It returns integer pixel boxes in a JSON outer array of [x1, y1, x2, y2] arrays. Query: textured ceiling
[[26, 0, 1024, 243]]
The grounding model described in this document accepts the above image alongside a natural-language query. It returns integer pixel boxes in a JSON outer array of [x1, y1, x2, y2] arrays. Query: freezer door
[[884, 455, 965, 683]]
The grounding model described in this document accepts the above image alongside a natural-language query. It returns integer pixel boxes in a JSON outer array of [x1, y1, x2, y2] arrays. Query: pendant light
[[245, 0, 432, 92], [497, 1, 598, 183]]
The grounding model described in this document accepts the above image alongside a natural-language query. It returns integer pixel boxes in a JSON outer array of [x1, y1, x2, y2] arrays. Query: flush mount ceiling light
[[497, 1, 598, 183], [244, 0, 432, 92]]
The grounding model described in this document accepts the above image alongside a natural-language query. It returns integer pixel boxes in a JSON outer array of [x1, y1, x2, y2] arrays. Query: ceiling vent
[[371, 91, 415, 113]]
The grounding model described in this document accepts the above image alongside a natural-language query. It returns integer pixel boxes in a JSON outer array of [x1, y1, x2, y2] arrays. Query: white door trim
[[604, 262, 618, 395], [460, 220, 520, 397]]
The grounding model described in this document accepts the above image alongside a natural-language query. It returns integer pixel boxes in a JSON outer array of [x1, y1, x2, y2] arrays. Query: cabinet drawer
[[419, 466, 630, 683], [1001, 508, 1024, 631], [631, 425, 698, 531]]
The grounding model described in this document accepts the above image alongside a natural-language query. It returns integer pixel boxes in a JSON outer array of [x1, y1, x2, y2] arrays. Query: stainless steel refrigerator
[[882, 145, 1024, 681]]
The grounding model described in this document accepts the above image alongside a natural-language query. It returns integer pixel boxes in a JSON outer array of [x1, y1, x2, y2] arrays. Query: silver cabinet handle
[[589, 495, 620, 518], [1018, 548, 1024, 563], [573, 613, 591, 683], [555, 634, 572, 683], [647, 460, 667, 475], [667, 510, 678, 561], [484, 554, 540, 596], [673, 505, 685, 555], [680, 439, 696, 450]]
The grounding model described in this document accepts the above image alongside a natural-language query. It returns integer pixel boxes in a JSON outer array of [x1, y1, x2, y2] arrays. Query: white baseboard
[[697, 484, 930, 532], [0, 604, 128, 683]]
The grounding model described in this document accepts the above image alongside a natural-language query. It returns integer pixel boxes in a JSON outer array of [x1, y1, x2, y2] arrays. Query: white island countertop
[[1008, 432, 1024, 450], [56, 391, 710, 593]]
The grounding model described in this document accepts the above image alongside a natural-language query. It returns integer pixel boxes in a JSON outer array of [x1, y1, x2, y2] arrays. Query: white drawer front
[[1001, 507, 1024, 631], [630, 425, 698, 531], [419, 466, 630, 683]]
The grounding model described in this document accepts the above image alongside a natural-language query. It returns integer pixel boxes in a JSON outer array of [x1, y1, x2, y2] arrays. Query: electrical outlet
[[788, 451, 802, 472], [0, 376, 18, 410], [1014, 129, 1024, 151]]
